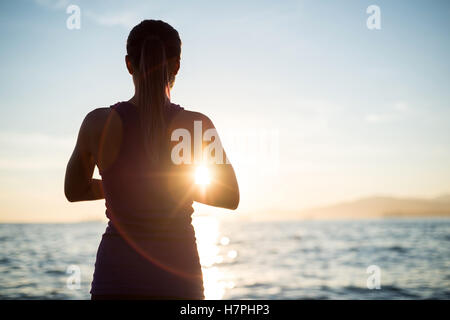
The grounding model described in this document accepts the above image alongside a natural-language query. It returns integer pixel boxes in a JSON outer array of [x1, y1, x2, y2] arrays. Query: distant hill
[[236, 194, 450, 221], [297, 194, 450, 219]]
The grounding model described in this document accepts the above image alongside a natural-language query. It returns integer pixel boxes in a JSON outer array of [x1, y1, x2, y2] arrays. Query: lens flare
[[195, 165, 211, 185]]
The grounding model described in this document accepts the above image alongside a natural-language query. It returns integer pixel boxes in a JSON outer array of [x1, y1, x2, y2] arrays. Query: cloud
[[33, 0, 70, 10], [365, 101, 410, 124], [34, 0, 141, 29], [393, 101, 409, 112], [0, 158, 65, 170], [85, 10, 142, 29], [0, 132, 73, 149], [364, 113, 396, 123], [0, 132, 73, 170]]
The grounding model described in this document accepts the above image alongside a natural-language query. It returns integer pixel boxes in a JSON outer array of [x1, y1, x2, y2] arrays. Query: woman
[[64, 20, 239, 300]]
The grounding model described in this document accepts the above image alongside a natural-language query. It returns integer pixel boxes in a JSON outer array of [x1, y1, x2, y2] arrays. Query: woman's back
[[100, 101, 193, 227], [90, 101, 204, 299]]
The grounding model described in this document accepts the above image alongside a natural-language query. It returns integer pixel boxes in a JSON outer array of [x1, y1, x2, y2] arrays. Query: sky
[[0, 0, 449, 222]]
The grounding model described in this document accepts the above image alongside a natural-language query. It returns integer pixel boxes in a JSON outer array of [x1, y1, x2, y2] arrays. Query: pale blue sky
[[0, 0, 449, 221]]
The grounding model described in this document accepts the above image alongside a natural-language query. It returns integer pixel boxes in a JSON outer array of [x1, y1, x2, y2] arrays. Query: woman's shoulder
[[83, 106, 119, 128], [84, 106, 112, 121], [84, 101, 132, 120], [171, 104, 215, 130], [80, 105, 122, 145]]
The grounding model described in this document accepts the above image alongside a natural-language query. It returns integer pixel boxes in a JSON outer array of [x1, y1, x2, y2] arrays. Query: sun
[[195, 165, 211, 185]]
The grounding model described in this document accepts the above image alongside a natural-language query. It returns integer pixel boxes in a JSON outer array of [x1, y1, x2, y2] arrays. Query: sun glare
[[195, 165, 211, 185], [192, 216, 235, 299]]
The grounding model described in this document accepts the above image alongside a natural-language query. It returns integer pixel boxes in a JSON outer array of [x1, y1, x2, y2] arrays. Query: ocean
[[0, 218, 449, 300]]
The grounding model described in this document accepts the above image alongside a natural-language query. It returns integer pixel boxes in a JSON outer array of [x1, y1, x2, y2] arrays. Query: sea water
[[0, 218, 449, 299]]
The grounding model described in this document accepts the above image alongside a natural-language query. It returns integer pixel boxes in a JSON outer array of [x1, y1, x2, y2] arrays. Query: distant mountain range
[[240, 194, 450, 221], [298, 194, 450, 219]]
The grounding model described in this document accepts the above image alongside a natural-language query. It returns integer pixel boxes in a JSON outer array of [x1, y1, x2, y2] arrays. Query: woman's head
[[126, 20, 181, 88], [125, 20, 182, 163]]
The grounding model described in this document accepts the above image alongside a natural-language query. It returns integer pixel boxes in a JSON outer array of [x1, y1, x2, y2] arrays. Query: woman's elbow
[[64, 181, 82, 202], [226, 191, 240, 210], [64, 188, 78, 202]]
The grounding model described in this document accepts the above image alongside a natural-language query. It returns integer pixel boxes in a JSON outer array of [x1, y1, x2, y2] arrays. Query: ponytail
[[137, 36, 169, 163]]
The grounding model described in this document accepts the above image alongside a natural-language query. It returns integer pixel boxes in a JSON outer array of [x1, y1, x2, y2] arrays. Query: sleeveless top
[[90, 101, 204, 298]]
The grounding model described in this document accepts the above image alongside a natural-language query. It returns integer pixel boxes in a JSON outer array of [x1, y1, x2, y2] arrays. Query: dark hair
[[126, 20, 181, 163]]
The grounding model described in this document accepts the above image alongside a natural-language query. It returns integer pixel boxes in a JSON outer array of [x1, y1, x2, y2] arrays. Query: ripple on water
[[387, 246, 409, 254], [1, 220, 449, 299]]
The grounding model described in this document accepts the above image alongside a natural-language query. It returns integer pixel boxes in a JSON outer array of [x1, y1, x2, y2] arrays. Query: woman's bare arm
[[64, 110, 105, 202], [183, 113, 240, 210], [192, 160, 240, 210]]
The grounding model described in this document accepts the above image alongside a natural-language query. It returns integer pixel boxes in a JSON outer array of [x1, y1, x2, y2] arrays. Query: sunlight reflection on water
[[192, 216, 237, 299]]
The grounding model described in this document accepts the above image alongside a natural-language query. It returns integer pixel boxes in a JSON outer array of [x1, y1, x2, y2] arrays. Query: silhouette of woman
[[64, 20, 239, 300]]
